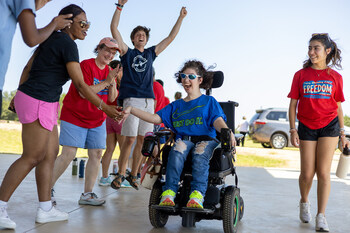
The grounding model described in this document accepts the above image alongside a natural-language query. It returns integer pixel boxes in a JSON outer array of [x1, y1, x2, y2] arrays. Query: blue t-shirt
[[118, 46, 157, 100], [157, 95, 227, 139], [0, 0, 35, 90]]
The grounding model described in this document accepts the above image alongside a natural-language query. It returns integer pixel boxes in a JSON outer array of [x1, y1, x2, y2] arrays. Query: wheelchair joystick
[[221, 128, 232, 152]]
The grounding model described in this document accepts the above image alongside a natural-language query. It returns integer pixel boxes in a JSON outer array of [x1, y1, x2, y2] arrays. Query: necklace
[[312, 67, 327, 77]]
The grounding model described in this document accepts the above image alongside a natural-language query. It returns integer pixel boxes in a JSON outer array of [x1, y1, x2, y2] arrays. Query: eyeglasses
[[78, 20, 91, 29], [178, 73, 201, 80]]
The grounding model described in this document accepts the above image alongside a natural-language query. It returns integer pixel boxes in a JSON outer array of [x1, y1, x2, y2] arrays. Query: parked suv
[[249, 108, 294, 149], [249, 108, 350, 149]]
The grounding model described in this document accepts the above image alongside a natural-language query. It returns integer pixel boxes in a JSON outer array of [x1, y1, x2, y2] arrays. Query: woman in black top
[[0, 4, 121, 229]]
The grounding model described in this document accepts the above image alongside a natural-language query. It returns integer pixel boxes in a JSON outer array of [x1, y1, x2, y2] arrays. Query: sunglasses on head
[[78, 20, 91, 29], [312, 33, 330, 41], [178, 73, 201, 80]]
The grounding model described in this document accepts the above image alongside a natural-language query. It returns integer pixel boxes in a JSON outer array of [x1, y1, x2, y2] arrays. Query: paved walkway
[[0, 153, 349, 233]]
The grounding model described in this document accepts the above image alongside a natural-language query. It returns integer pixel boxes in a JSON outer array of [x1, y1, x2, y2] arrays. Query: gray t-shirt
[[0, 0, 36, 90]]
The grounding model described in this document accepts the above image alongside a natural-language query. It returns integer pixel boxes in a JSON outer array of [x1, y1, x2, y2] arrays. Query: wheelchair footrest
[[151, 205, 178, 213], [181, 207, 215, 214]]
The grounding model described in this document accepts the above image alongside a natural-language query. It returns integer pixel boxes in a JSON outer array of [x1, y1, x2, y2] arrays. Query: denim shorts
[[59, 120, 106, 149], [298, 117, 340, 141]]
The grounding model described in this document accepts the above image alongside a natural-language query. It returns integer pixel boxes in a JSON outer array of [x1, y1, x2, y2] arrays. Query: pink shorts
[[106, 116, 123, 134], [14, 90, 59, 131]]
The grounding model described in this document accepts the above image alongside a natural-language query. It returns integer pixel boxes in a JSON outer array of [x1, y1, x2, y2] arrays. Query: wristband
[[340, 128, 345, 132], [117, 6, 122, 11], [289, 128, 297, 133], [115, 3, 124, 8], [97, 99, 103, 110]]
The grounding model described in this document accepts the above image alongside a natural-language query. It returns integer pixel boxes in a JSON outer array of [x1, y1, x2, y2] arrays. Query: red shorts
[[106, 116, 123, 134]]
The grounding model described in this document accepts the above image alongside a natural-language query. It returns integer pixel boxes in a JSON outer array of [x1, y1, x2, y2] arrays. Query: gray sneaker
[[316, 213, 329, 232], [78, 193, 105, 206], [299, 201, 312, 223]]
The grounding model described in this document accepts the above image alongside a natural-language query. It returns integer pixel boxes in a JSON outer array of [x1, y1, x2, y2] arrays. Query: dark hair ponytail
[[303, 34, 342, 69], [175, 60, 213, 90]]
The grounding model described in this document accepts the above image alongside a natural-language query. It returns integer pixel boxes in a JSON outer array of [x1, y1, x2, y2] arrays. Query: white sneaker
[[51, 188, 57, 206], [35, 207, 68, 223], [299, 201, 312, 223], [0, 206, 16, 229], [315, 213, 329, 232]]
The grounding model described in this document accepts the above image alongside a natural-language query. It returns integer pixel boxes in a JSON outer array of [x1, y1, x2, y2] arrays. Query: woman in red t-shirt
[[288, 33, 350, 232]]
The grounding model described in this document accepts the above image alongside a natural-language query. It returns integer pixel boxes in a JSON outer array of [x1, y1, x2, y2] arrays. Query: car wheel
[[270, 133, 287, 149], [261, 142, 272, 148]]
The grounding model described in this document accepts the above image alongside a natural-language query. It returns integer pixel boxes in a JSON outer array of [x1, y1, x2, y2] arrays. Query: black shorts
[[298, 117, 340, 141]]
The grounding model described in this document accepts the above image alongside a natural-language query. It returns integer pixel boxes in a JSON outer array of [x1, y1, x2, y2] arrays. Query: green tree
[[344, 115, 350, 127], [1, 90, 18, 121]]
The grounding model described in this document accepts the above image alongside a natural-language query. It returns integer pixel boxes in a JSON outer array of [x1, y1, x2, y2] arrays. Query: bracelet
[[117, 6, 122, 11], [289, 128, 297, 133], [340, 135, 346, 138], [340, 128, 345, 132], [97, 99, 103, 110], [115, 3, 124, 8]]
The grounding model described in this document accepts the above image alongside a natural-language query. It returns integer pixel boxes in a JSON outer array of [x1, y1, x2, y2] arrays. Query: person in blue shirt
[[0, 0, 72, 116], [110, 0, 187, 190], [120, 60, 236, 208]]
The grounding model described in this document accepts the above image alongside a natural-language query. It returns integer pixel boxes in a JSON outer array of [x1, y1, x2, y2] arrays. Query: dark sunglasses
[[78, 20, 91, 29], [312, 33, 330, 41], [178, 73, 201, 80]]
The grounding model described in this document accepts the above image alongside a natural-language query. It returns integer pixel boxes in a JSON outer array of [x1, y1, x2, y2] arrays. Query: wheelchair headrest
[[211, 71, 224, 89]]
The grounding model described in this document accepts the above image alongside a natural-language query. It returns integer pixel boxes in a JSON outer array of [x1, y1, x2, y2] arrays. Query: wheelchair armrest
[[154, 131, 172, 137]]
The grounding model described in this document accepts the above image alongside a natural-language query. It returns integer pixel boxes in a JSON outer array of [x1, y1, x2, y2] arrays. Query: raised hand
[[180, 7, 187, 18], [118, 0, 128, 5], [52, 14, 73, 31], [106, 65, 123, 84]]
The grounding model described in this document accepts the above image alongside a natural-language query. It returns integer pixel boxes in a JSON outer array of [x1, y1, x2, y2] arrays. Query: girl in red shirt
[[288, 33, 350, 232]]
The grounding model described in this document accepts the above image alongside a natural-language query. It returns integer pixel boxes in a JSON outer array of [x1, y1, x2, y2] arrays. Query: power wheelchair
[[142, 71, 244, 233]]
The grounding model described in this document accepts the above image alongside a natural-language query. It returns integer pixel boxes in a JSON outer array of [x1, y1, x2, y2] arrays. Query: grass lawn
[[0, 128, 286, 168], [244, 137, 299, 151], [0, 129, 120, 159]]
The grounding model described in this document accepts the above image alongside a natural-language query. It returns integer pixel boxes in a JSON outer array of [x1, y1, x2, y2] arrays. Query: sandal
[[111, 173, 125, 190], [125, 174, 139, 190]]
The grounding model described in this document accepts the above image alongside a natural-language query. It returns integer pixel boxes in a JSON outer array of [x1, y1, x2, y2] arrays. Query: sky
[[4, 0, 350, 126]]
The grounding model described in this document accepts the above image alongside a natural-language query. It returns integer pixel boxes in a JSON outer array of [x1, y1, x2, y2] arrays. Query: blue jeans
[[163, 139, 219, 196]]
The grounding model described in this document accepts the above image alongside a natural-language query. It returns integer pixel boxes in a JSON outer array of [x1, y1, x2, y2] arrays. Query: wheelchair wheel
[[149, 181, 169, 228], [239, 196, 244, 221], [222, 186, 240, 233]]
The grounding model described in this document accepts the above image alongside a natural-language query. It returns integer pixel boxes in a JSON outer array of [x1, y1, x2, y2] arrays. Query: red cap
[[99, 37, 120, 52]]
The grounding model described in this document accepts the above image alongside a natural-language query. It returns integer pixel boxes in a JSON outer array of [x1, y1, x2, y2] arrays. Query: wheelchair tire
[[222, 186, 240, 233], [149, 182, 169, 228], [239, 196, 244, 221]]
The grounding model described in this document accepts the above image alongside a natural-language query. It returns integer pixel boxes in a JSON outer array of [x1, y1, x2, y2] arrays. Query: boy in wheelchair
[[119, 60, 235, 208]]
